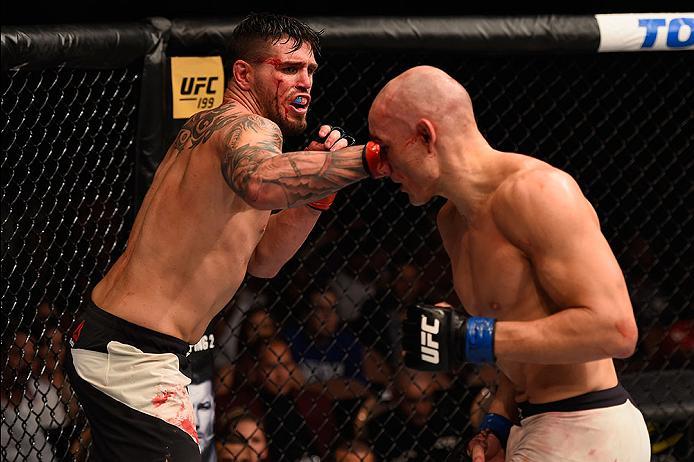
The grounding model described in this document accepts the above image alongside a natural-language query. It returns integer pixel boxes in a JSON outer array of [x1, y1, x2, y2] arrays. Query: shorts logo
[[420, 315, 440, 364], [70, 320, 85, 347], [188, 334, 215, 354]]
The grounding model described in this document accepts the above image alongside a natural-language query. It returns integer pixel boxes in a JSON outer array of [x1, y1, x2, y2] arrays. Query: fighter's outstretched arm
[[241, 123, 370, 277], [220, 114, 367, 210], [491, 169, 638, 364]]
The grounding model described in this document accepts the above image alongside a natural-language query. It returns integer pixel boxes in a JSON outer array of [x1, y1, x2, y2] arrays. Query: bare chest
[[443, 218, 537, 318]]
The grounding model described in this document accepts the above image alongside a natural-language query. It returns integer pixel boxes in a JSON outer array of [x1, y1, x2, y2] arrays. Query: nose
[[297, 69, 312, 92]]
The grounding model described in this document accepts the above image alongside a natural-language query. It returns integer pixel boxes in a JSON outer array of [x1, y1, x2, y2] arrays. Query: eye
[[282, 66, 299, 74]]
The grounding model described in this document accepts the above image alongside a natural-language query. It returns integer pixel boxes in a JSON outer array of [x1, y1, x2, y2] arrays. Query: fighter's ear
[[232, 59, 254, 91], [417, 118, 436, 153]]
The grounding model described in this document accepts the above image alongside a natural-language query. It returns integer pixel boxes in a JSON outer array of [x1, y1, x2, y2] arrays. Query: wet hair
[[227, 12, 323, 79]]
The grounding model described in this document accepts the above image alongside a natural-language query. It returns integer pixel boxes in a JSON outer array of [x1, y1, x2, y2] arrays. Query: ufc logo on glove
[[420, 316, 440, 364], [404, 304, 496, 371]]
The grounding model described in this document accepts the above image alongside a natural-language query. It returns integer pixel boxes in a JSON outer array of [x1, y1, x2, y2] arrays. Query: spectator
[[1, 331, 58, 461], [69, 424, 92, 462], [216, 410, 268, 462], [284, 287, 370, 400], [35, 300, 72, 333], [227, 306, 279, 393], [330, 253, 377, 322], [285, 285, 390, 441], [254, 339, 322, 461], [358, 262, 426, 369], [214, 289, 271, 398], [366, 368, 459, 461], [36, 325, 81, 460], [220, 339, 334, 461], [244, 307, 279, 348], [214, 305, 277, 441], [331, 439, 376, 462]]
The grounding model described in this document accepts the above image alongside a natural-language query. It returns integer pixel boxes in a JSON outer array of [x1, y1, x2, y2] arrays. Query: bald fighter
[[372, 66, 650, 461], [65, 13, 388, 461]]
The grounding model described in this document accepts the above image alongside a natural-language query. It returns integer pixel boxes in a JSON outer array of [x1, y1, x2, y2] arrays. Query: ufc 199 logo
[[420, 315, 440, 364], [179, 76, 219, 109], [171, 57, 224, 119]]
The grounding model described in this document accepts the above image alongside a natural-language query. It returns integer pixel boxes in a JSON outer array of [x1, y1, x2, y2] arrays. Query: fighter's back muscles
[[490, 168, 637, 364]]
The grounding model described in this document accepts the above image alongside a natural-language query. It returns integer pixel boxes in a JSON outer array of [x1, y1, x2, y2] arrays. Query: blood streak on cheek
[[275, 80, 289, 119], [404, 136, 417, 147]]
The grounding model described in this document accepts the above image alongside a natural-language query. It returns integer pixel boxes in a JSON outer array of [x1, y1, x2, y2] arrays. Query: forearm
[[248, 207, 321, 277], [405, 303, 634, 371], [225, 145, 367, 210], [495, 306, 635, 364]]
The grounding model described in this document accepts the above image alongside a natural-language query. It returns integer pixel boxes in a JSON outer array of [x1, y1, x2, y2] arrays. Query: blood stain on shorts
[[151, 385, 198, 443]]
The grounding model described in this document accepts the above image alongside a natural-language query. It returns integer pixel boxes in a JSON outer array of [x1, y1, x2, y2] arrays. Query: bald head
[[370, 66, 476, 132]]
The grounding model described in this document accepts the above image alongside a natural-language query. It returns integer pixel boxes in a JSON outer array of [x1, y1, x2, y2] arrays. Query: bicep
[[220, 115, 283, 199], [533, 216, 627, 312]]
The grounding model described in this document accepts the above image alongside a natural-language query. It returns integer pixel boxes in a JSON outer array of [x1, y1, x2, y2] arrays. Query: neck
[[437, 137, 503, 222], [223, 86, 264, 116]]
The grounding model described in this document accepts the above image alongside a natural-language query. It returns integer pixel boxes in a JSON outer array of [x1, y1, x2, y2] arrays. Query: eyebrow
[[267, 59, 318, 69]]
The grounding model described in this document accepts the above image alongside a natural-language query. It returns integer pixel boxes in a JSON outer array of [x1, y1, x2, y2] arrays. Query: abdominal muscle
[[498, 359, 619, 404]]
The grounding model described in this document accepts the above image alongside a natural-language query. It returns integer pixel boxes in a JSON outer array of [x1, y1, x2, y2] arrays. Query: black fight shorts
[[65, 300, 201, 462]]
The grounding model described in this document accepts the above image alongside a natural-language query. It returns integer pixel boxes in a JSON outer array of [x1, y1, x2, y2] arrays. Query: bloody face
[[252, 38, 318, 136], [368, 115, 436, 206]]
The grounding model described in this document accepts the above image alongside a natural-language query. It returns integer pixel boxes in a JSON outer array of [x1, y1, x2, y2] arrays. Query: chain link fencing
[[2, 36, 692, 462]]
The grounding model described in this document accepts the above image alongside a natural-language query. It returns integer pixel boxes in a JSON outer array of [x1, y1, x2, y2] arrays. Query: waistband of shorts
[[81, 299, 190, 355], [518, 383, 631, 420]]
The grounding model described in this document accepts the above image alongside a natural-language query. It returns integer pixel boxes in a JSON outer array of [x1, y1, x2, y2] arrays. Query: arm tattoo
[[222, 115, 366, 208]]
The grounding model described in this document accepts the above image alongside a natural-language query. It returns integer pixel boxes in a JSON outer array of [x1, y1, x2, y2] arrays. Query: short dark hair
[[227, 12, 323, 77]]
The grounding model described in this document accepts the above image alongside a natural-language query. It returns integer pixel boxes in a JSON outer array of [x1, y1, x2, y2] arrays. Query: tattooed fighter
[[65, 13, 388, 461]]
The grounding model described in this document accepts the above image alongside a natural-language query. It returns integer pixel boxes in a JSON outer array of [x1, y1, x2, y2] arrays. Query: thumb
[[318, 124, 332, 138], [470, 442, 486, 462]]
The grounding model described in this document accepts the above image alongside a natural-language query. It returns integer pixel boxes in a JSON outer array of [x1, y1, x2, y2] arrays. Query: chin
[[407, 186, 436, 206], [406, 193, 427, 206], [279, 117, 307, 136]]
